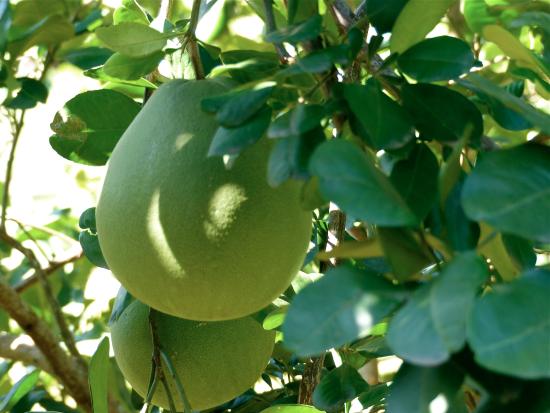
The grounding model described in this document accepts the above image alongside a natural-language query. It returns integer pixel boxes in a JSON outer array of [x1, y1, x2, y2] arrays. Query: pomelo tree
[[0, 1, 549, 413]]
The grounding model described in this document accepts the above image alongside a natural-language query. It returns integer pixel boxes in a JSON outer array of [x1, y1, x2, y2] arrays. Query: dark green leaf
[[74, 8, 102, 34], [390, 143, 439, 220], [283, 265, 405, 356], [288, 0, 318, 24], [62, 47, 114, 70], [366, 0, 408, 34], [279, 45, 350, 77], [0, 370, 40, 412], [476, 88, 532, 131], [387, 285, 449, 365], [402, 83, 483, 144], [79, 207, 97, 233], [212, 82, 275, 127], [343, 80, 414, 150], [103, 51, 163, 80], [5, 78, 48, 109], [208, 108, 272, 157], [378, 228, 432, 281], [49, 89, 141, 165], [358, 384, 389, 409], [444, 178, 480, 251], [462, 144, 550, 242], [266, 14, 322, 44], [89, 337, 110, 413], [268, 104, 325, 138], [79, 231, 108, 269], [431, 252, 488, 352], [312, 364, 368, 412], [309, 140, 418, 227], [267, 128, 324, 187], [467, 268, 550, 379], [459, 74, 550, 133], [390, 0, 456, 53], [502, 234, 536, 270], [95, 22, 178, 57], [397, 36, 475, 82], [386, 363, 466, 413], [109, 287, 134, 324]]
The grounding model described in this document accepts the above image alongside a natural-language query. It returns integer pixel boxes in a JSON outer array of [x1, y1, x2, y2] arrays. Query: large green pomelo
[[110, 295, 275, 411], [96, 79, 312, 321]]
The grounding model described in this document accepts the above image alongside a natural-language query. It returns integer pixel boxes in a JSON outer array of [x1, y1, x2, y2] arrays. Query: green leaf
[[266, 14, 322, 44], [390, 0, 457, 53], [501, 234, 536, 270], [378, 228, 433, 281], [343, 80, 414, 150], [483, 25, 546, 75], [113, 0, 148, 25], [0, 0, 11, 52], [0, 370, 40, 412], [431, 252, 488, 352], [458, 74, 550, 133], [95, 22, 178, 57], [365, 0, 408, 34], [464, 0, 496, 32], [402, 83, 483, 144], [358, 383, 389, 409], [49, 89, 141, 165], [390, 143, 439, 221], [462, 144, 550, 242], [312, 364, 369, 412], [397, 36, 475, 82], [386, 363, 466, 413], [279, 45, 350, 77], [207, 108, 272, 157], [268, 104, 325, 138], [262, 306, 287, 330], [387, 285, 450, 365], [79, 231, 108, 269], [467, 269, 550, 379], [109, 287, 134, 324], [103, 51, 164, 80], [8, 15, 73, 55], [260, 406, 324, 413], [477, 88, 532, 131], [309, 140, 418, 227], [282, 265, 405, 356], [89, 337, 110, 413], [5, 78, 48, 109], [209, 82, 275, 127], [62, 47, 114, 70], [444, 178, 480, 252], [79, 207, 97, 233]]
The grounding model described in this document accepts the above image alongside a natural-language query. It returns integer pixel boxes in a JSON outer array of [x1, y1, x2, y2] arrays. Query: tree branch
[[0, 333, 54, 375], [186, 0, 205, 79], [0, 278, 91, 410], [325, 0, 355, 32], [263, 0, 290, 61]]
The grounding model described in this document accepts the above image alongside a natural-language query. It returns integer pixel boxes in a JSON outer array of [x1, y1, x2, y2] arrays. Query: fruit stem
[[186, 0, 205, 79]]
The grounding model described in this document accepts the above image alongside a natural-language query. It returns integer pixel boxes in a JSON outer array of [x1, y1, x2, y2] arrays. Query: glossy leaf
[[444, 178, 480, 251], [386, 363, 466, 413], [283, 265, 405, 356], [310, 140, 418, 227], [79, 207, 97, 233], [208, 108, 272, 157], [390, 143, 439, 221], [366, 0, 408, 34], [343, 80, 414, 150], [5, 77, 48, 109], [268, 104, 325, 138], [103, 51, 164, 80], [89, 337, 110, 413], [95, 22, 178, 57], [0, 370, 40, 412], [462, 144, 550, 242], [468, 269, 550, 379], [431, 252, 488, 352], [397, 36, 475, 82], [79, 231, 108, 269], [266, 14, 322, 44], [459, 74, 550, 133], [49, 89, 141, 165], [390, 0, 456, 53], [312, 364, 368, 412], [387, 285, 449, 366], [62, 47, 114, 70], [402, 83, 483, 144]]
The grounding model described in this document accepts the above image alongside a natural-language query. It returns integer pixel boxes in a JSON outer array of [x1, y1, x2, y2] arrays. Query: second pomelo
[[110, 290, 275, 411], [96, 78, 312, 321]]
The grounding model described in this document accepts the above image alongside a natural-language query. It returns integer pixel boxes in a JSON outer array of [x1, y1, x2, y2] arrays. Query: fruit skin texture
[[96, 78, 312, 321], [110, 297, 275, 411]]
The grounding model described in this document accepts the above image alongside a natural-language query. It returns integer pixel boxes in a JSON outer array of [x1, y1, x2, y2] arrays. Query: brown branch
[[14, 250, 84, 293], [186, 0, 205, 80], [0, 333, 54, 375], [0, 278, 91, 410]]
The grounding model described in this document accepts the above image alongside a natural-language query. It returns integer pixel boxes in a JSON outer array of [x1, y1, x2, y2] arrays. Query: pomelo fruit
[[96, 78, 312, 321], [110, 291, 275, 411]]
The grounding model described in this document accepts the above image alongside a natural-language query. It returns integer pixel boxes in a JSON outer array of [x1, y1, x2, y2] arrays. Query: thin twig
[[15, 250, 84, 293], [263, 0, 290, 61], [186, 0, 205, 79]]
